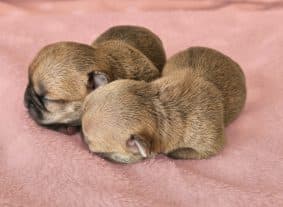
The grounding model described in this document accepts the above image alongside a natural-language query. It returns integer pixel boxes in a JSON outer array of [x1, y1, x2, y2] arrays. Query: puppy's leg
[[167, 108, 225, 160], [167, 133, 225, 160], [167, 148, 202, 159]]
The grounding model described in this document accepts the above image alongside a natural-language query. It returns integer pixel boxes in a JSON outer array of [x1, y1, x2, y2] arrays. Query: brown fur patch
[[92, 25, 166, 72]]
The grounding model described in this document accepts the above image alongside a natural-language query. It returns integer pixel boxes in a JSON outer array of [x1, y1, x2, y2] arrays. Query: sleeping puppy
[[81, 47, 246, 163], [92, 25, 166, 72], [163, 47, 246, 125], [24, 26, 164, 134]]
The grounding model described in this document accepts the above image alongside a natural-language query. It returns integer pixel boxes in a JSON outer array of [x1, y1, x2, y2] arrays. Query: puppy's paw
[[57, 126, 80, 135], [167, 148, 203, 160]]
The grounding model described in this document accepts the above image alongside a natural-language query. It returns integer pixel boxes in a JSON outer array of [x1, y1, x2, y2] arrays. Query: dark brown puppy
[[82, 47, 246, 163], [92, 25, 166, 72], [24, 38, 160, 134]]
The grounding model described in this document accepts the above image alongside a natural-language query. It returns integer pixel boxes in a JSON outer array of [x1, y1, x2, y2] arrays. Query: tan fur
[[92, 25, 166, 71], [163, 47, 246, 125], [24, 25, 163, 131], [82, 47, 246, 163]]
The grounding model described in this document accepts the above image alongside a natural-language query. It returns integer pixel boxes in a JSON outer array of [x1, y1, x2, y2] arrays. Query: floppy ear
[[126, 134, 150, 158], [87, 71, 109, 90]]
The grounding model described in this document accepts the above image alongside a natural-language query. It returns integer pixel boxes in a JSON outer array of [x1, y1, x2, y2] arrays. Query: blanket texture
[[0, 1, 283, 207]]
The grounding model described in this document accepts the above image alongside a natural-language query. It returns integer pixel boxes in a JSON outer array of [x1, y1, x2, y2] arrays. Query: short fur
[[24, 25, 163, 133], [163, 47, 246, 125], [92, 25, 166, 71], [82, 47, 246, 163]]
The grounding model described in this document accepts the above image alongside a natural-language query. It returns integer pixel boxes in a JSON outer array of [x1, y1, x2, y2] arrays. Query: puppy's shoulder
[[154, 70, 222, 108]]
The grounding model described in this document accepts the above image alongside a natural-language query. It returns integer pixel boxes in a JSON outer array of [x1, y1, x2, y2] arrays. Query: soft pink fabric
[[1, 0, 283, 13], [0, 1, 283, 206]]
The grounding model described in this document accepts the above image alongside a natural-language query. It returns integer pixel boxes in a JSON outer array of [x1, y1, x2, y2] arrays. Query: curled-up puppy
[[163, 47, 246, 125], [92, 25, 166, 72], [24, 38, 160, 134], [81, 47, 246, 163]]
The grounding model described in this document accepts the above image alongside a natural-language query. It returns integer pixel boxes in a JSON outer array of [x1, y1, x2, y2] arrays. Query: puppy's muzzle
[[24, 84, 81, 135], [24, 85, 44, 121]]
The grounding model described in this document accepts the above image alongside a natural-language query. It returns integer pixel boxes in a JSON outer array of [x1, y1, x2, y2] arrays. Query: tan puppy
[[163, 47, 246, 125], [82, 47, 246, 163], [92, 25, 166, 71], [24, 26, 164, 134]]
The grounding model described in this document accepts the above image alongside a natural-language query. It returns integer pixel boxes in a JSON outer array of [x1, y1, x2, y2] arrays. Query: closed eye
[[42, 97, 66, 104]]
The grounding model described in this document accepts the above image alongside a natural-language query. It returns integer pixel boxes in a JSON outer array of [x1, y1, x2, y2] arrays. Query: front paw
[[57, 126, 81, 135]]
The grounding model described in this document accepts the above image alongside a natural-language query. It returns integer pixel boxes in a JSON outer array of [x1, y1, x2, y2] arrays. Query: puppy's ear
[[126, 134, 150, 158], [87, 71, 109, 90]]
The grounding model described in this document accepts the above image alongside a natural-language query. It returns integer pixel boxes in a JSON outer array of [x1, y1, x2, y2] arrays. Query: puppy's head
[[82, 80, 158, 164], [24, 42, 110, 133]]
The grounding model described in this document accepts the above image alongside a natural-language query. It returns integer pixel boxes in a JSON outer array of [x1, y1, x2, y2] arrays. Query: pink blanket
[[1, 1, 283, 206]]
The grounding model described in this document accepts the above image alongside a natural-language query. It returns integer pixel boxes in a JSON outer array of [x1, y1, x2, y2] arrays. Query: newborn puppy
[[163, 47, 246, 125], [82, 47, 246, 163], [92, 25, 166, 71], [24, 38, 160, 134]]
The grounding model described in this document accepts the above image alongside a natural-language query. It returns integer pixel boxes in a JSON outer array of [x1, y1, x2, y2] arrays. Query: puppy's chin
[[44, 123, 81, 135], [92, 152, 145, 164], [38, 110, 83, 134], [26, 109, 81, 135], [40, 117, 81, 135]]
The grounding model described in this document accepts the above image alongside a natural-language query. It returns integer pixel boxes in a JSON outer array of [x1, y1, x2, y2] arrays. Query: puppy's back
[[163, 47, 246, 125], [92, 25, 166, 72], [93, 40, 160, 82]]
